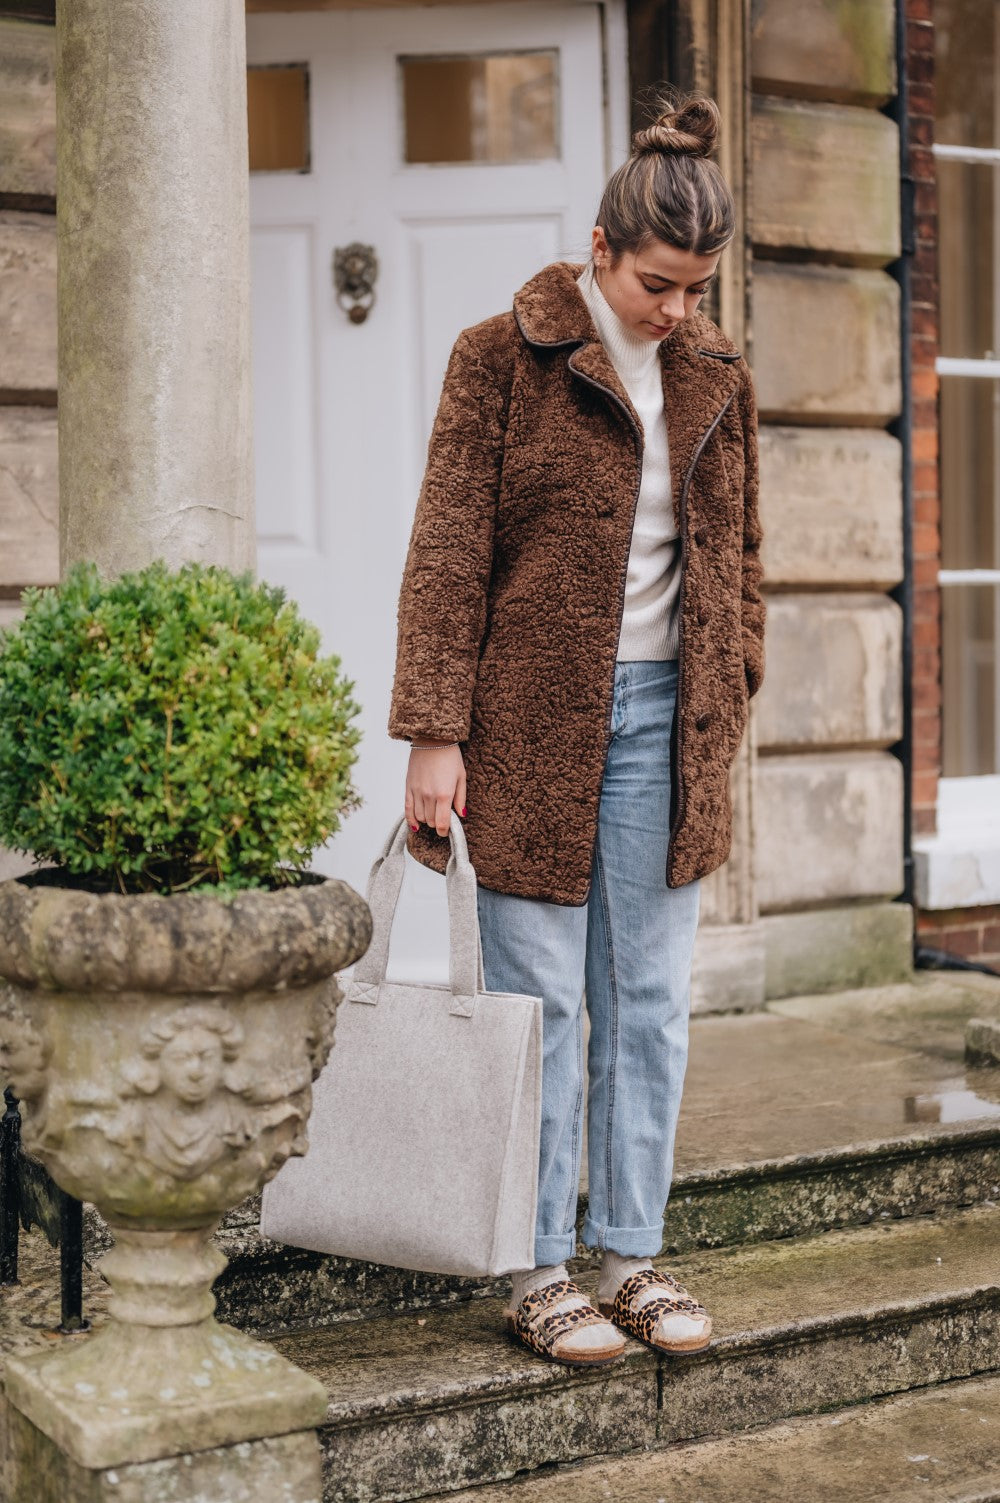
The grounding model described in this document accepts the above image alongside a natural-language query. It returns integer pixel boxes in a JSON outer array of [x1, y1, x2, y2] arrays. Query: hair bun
[[631, 94, 719, 160]]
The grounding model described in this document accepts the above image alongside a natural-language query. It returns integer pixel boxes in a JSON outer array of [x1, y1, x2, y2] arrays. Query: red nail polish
[[461, 807, 467, 817], [410, 824, 419, 832]]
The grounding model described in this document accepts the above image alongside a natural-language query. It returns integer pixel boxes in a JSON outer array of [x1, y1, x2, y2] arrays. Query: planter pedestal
[[5, 1223, 328, 1469], [0, 877, 370, 1472]]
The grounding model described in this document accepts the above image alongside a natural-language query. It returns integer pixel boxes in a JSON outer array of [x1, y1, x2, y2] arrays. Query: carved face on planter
[[0, 1006, 50, 1103], [136, 1007, 241, 1105], [114, 1006, 257, 1184], [160, 1027, 226, 1105]]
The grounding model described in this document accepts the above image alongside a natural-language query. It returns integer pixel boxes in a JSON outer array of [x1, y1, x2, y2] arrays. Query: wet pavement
[[672, 971, 1000, 1175]]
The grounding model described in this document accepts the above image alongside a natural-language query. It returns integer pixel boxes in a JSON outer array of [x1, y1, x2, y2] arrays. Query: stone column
[[57, 0, 255, 576], [676, 0, 767, 1013]]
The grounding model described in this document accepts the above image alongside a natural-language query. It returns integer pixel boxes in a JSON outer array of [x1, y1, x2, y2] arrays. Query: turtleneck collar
[[576, 260, 661, 383]]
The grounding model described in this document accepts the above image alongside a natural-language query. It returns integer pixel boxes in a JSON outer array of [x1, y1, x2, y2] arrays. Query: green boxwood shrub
[[0, 561, 362, 894]]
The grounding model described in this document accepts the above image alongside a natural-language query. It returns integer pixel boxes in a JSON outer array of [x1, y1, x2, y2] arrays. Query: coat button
[[696, 712, 711, 732], [694, 528, 708, 546], [698, 606, 710, 627]]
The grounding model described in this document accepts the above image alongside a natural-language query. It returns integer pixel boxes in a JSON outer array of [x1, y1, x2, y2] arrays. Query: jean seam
[[594, 831, 619, 1238], [564, 1007, 585, 1236]]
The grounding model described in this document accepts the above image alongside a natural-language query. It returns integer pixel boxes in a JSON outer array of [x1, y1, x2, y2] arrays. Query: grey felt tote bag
[[260, 812, 543, 1277]]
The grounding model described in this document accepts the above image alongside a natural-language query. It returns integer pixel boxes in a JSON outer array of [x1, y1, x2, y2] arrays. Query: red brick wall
[[917, 905, 1000, 970], [907, 0, 941, 840]]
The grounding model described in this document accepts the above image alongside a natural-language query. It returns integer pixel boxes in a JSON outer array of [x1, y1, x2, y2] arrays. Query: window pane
[[936, 1, 1000, 776], [935, 0, 997, 149], [400, 52, 559, 165], [248, 65, 310, 173], [940, 378, 999, 571], [942, 585, 998, 775], [937, 160, 997, 360]]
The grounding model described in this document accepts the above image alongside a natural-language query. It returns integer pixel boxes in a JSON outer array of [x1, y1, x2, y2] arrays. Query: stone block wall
[[0, 17, 58, 603], [749, 0, 909, 991], [0, 14, 58, 882]]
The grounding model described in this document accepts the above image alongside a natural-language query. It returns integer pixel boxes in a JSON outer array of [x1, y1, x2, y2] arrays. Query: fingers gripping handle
[[349, 814, 485, 1015]]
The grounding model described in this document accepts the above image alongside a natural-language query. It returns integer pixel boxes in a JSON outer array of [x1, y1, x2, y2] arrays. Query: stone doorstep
[[6, 1208, 999, 1501], [208, 982, 1000, 1337], [268, 1203, 1000, 1503], [435, 1372, 1000, 1503], [210, 1121, 1000, 1337]]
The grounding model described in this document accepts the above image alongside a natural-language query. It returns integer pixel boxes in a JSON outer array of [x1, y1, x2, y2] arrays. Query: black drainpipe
[[886, 0, 915, 914]]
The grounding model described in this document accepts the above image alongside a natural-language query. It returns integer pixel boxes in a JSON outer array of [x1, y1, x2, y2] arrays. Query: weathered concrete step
[[211, 981, 1000, 1335], [213, 1114, 1000, 1337], [268, 1203, 1000, 1503], [436, 1372, 1000, 1503]]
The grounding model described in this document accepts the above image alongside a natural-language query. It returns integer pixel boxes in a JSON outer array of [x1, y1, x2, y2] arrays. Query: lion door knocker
[[333, 242, 378, 324]]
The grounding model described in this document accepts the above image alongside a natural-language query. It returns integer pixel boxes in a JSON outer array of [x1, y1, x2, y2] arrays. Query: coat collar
[[513, 261, 745, 521], [512, 260, 743, 362]]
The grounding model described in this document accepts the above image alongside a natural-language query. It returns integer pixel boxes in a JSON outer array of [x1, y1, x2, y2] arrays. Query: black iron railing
[[0, 1086, 87, 1331]]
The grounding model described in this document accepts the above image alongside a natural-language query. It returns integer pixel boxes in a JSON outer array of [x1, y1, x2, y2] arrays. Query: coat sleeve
[[738, 363, 765, 699], [388, 325, 511, 743]]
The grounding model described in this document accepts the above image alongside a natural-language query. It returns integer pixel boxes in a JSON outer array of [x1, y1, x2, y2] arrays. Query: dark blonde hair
[[596, 91, 735, 260]]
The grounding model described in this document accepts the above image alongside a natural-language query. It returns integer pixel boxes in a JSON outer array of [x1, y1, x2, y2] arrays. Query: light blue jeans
[[477, 659, 701, 1266]]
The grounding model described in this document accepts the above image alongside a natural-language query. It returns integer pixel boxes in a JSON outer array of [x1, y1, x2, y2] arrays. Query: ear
[[591, 226, 609, 265]]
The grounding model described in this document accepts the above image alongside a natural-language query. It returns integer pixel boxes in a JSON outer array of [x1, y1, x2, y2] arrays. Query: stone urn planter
[[0, 874, 370, 1470]]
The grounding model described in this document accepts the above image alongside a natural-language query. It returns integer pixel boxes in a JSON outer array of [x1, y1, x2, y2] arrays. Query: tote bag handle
[[348, 813, 486, 1016]]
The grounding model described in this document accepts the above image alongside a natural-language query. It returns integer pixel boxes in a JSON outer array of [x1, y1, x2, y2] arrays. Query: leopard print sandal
[[598, 1267, 713, 1354], [504, 1278, 626, 1366]]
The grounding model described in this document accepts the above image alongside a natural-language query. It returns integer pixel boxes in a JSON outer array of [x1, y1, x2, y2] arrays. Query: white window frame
[[914, 133, 1000, 908]]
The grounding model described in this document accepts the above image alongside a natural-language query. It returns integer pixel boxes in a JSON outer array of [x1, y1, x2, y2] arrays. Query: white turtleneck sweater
[[576, 261, 680, 662]]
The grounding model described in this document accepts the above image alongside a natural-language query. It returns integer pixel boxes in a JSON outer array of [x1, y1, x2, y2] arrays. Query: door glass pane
[[248, 65, 310, 173], [400, 52, 559, 164]]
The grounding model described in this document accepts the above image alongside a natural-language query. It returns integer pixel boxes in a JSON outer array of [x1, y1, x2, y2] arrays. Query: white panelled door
[[248, 5, 608, 976]]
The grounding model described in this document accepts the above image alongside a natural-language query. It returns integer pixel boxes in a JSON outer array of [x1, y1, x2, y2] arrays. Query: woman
[[389, 92, 764, 1365]]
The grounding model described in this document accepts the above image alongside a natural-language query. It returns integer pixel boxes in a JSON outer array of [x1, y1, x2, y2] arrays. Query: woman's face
[[591, 227, 722, 342]]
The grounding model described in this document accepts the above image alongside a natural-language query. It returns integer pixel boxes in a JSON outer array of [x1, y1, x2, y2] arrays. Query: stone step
[[213, 1113, 1000, 1337], [435, 1372, 1000, 1503], [267, 1202, 1000, 1503], [212, 976, 1000, 1335]]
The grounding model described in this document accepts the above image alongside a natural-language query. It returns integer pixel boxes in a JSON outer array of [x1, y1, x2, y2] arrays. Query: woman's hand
[[405, 742, 467, 837]]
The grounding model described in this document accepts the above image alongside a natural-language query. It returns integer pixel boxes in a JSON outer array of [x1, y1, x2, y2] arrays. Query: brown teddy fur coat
[[388, 260, 765, 904]]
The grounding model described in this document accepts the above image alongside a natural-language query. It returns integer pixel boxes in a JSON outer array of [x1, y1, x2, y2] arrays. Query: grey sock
[[509, 1263, 568, 1311], [509, 1261, 621, 1356], [596, 1249, 654, 1307]]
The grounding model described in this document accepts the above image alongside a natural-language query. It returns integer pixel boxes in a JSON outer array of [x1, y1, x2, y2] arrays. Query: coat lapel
[[659, 329, 742, 529], [513, 261, 744, 524], [567, 341, 643, 450]]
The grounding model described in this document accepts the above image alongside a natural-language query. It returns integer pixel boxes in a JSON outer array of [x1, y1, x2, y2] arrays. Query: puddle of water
[[905, 1087, 1000, 1125]]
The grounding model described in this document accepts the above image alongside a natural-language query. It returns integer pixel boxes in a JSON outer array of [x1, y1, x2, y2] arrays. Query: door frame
[[247, 0, 632, 185], [243, 0, 747, 341]]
